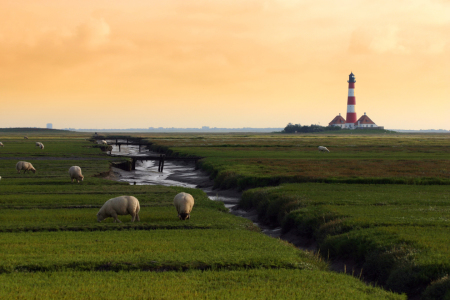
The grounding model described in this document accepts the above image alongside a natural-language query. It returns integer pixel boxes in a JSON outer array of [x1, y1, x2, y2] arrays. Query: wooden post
[[131, 158, 137, 170], [158, 155, 163, 172], [118, 144, 121, 152], [161, 154, 165, 172], [116, 139, 118, 144]]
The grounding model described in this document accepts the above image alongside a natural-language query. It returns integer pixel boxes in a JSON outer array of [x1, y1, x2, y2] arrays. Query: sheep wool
[[35, 142, 42, 147], [16, 161, 36, 174], [0, 142, 4, 147], [97, 196, 140, 223], [39, 143, 44, 150], [69, 166, 84, 183], [101, 140, 107, 145], [318, 146, 330, 153], [173, 192, 195, 220]]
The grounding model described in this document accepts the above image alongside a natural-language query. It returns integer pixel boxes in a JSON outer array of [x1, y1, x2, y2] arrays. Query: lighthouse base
[[345, 123, 355, 129]]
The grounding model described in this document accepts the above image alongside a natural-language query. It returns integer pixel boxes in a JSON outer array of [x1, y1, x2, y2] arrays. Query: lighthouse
[[345, 72, 357, 128]]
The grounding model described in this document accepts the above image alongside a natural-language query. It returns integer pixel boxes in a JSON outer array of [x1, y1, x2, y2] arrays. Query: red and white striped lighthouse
[[345, 72, 357, 128]]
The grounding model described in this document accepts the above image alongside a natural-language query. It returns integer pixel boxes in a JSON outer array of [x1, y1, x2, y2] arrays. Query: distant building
[[47, 123, 53, 129], [202, 126, 210, 129], [355, 113, 378, 128], [328, 73, 383, 130], [329, 112, 383, 129], [328, 113, 346, 128]]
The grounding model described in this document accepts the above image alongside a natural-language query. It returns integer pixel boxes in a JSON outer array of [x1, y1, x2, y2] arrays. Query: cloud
[[348, 29, 372, 55], [75, 17, 111, 49], [427, 40, 447, 54], [369, 26, 410, 54]]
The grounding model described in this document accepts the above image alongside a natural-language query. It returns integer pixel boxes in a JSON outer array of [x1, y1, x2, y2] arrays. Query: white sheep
[[16, 161, 36, 174], [97, 196, 140, 223], [101, 140, 107, 145], [35, 142, 42, 147], [39, 143, 44, 150], [318, 146, 330, 153], [173, 192, 195, 220], [0, 142, 3, 147], [69, 166, 84, 183]]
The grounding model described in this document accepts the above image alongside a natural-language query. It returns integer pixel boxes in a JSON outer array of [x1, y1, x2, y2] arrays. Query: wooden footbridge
[[94, 135, 203, 172], [112, 141, 152, 152], [110, 154, 204, 172], [94, 137, 152, 152]]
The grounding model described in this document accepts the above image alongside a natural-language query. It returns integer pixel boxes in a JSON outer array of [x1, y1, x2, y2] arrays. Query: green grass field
[[0, 269, 403, 300], [127, 131, 450, 298], [0, 130, 403, 299], [240, 183, 450, 297]]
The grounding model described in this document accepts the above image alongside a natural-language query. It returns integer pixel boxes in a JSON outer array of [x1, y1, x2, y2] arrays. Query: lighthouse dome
[[348, 72, 356, 83]]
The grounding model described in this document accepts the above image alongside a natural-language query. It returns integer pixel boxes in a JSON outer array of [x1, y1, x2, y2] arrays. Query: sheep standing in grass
[[16, 161, 36, 174], [174, 192, 194, 220], [97, 196, 140, 223], [0, 142, 3, 147], [39, 143, 44, 150], [101, 140, 107, 145], [318, 146, 330, 153], [24, 136, 28, 139], [69, 166, 84, 183], [35, 142, 42, 147]]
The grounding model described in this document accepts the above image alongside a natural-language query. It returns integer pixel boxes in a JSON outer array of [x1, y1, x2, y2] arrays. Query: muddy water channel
[[108, 141, 283, 238]]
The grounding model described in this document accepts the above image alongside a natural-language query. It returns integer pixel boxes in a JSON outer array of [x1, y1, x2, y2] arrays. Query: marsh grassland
[[134, 131, 450, 299], [0, 129, 404, 299]]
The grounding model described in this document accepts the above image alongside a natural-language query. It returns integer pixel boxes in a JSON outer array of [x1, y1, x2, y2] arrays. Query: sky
[[1, 0, 449, 130]]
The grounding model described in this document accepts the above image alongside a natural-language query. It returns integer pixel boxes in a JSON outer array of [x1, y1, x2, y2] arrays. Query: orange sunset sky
[[1, 0, 449, 130]]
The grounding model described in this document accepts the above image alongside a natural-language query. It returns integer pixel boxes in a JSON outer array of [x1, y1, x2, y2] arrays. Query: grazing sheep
[[24, 136, 28, 139], [35, 142, 42, 147], [318, 146, 330, 153], [101, 140, 107, 145], [173, 192, 195, 220], [0, 142, 3, 147], [97, 196, 140, 223], [69, 166, 84, 183], [16, 161, 36, 174], [39, 143, 44, 150]]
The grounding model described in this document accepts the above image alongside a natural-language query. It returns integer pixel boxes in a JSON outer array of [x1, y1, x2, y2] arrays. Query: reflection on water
[[109, 141, 237, 208], [110, 143, 195, 188]]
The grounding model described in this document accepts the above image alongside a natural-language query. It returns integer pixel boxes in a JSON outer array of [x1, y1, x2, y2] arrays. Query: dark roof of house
[[329, 115, 346, 125], [355, 114, 375, 125]]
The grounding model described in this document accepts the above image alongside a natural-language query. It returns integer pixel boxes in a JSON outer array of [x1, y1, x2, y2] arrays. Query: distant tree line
[[282, 123, 342, 133]]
